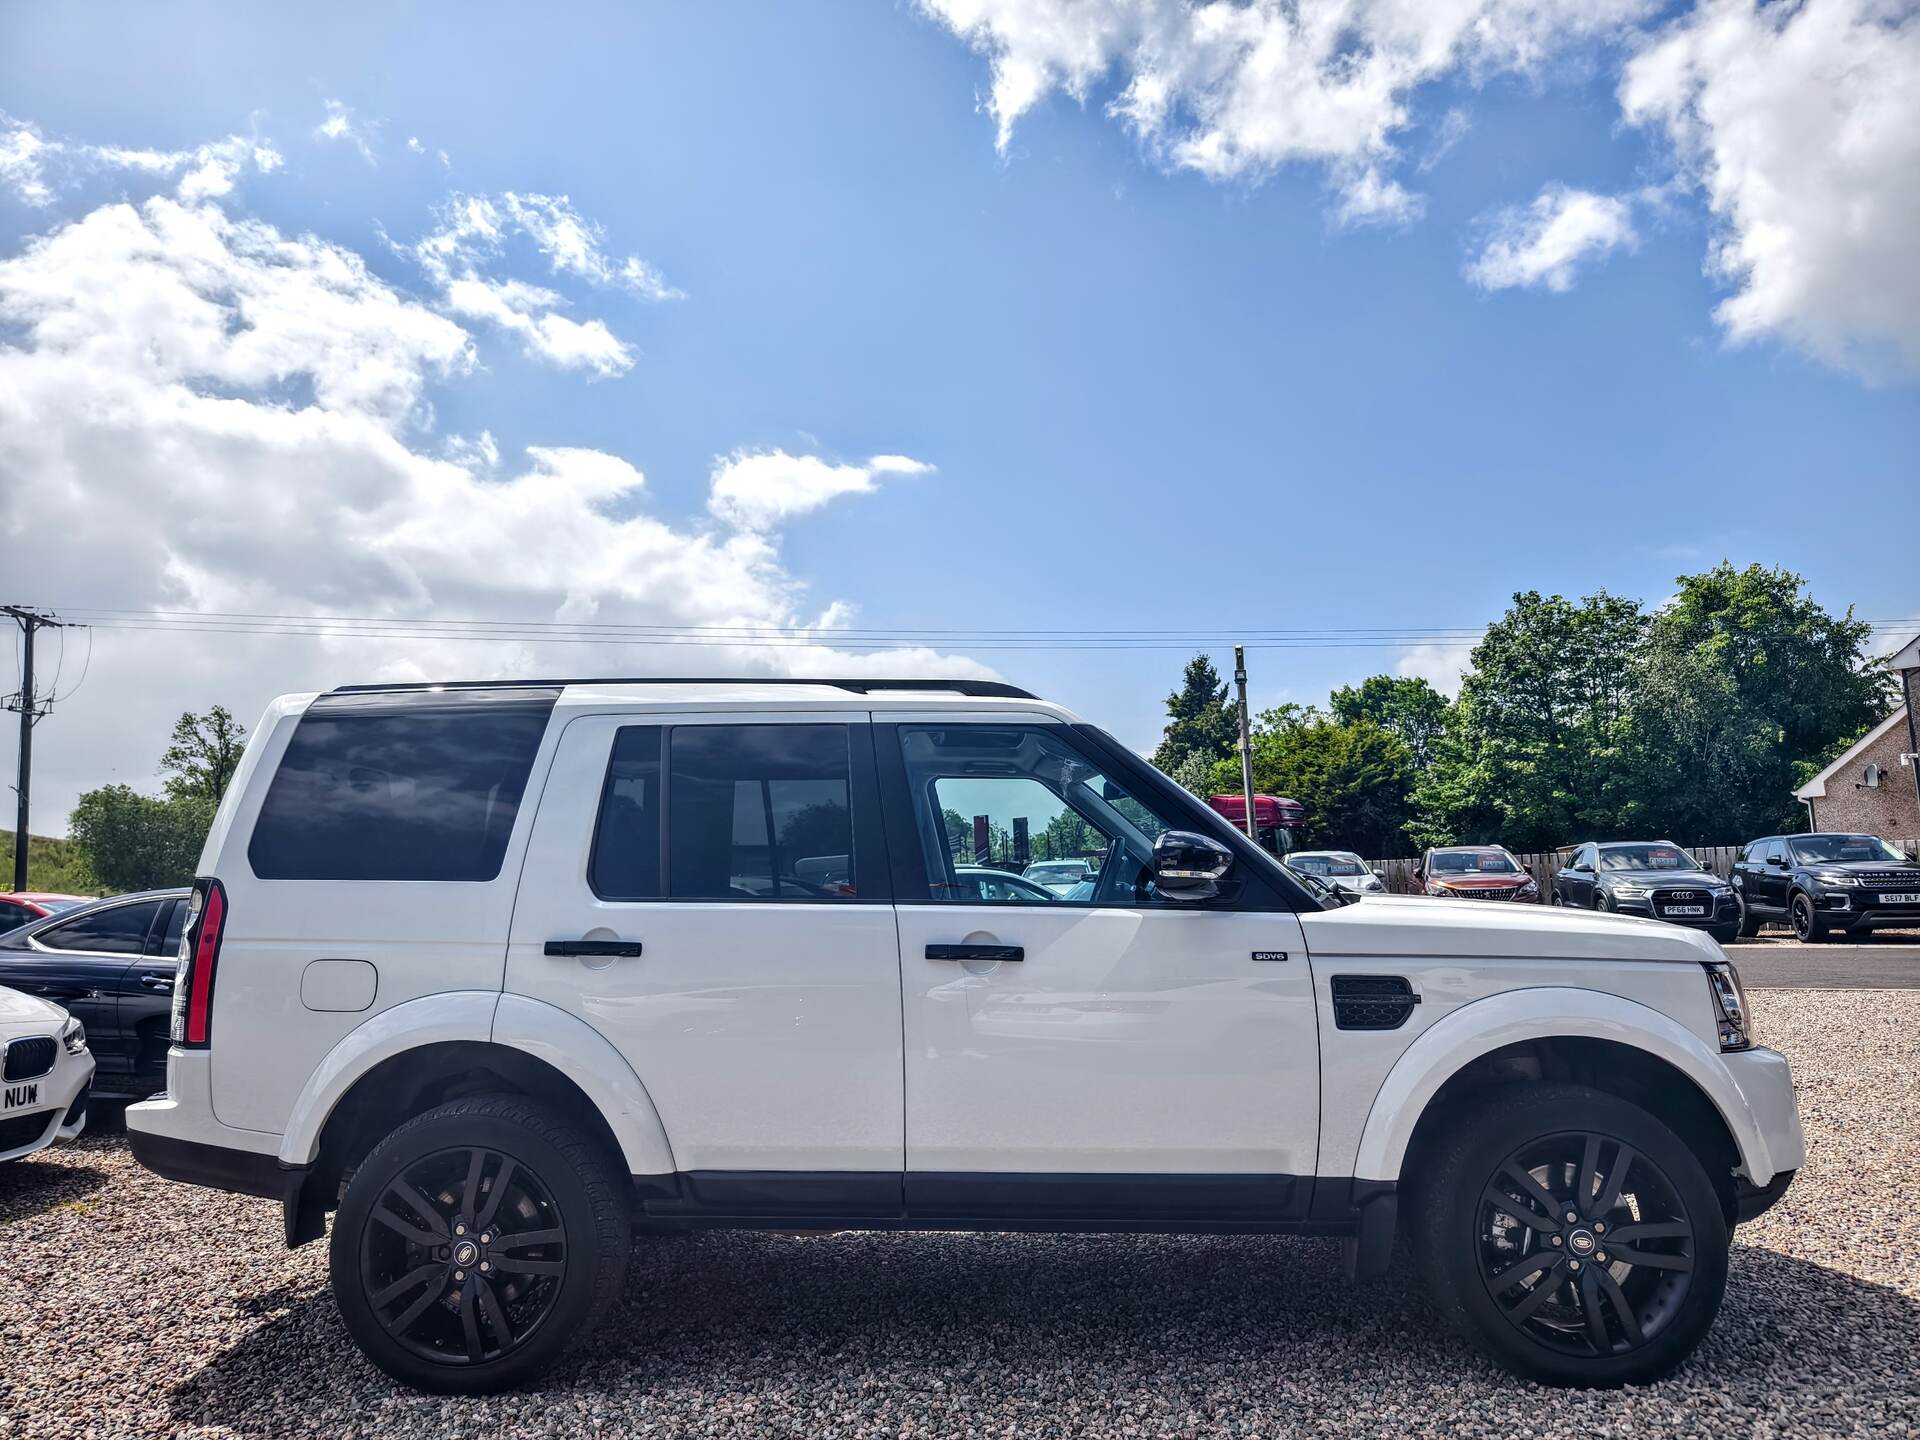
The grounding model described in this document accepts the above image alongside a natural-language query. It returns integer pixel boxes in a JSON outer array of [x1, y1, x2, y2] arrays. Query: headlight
[[59, 1015, 87, 1055], [1426, 882, 1457, 897], [1814, 871, 1857, 886], [1613, 883, 1647, 898], [1704, 961, 1751, 1051]]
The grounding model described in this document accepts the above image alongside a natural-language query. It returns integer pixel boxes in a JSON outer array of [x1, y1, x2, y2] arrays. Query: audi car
[[1553, 841, 1738, 943]]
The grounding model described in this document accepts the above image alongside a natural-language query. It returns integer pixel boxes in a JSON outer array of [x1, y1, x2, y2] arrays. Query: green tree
[[1152, 655, 1237, 773], [68, 785, 212, 893], [160, 706, 248, 804], [1330, 675, 1450, 771], [1420, 590, 1647, 851], [1623, 564, 1893, 839], [1241, 708, 1416, 856]]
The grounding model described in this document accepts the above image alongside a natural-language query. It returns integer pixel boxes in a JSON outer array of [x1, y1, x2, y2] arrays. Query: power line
[[2, 606, 81, 892]]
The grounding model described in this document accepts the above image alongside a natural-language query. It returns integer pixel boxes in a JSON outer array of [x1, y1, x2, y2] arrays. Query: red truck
[[1207, 793, 1307, 857]]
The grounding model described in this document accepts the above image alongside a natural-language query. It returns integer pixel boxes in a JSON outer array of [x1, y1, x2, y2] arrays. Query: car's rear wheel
[[330, 1094, 630, 1393], [1413, 1084, 1728, 1387], [1789, 892, 1829, 944]]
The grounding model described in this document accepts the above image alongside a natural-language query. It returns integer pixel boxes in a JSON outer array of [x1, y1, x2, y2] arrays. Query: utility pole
[[3, 605, 72, 893], [1233, 645, 1256, 841]]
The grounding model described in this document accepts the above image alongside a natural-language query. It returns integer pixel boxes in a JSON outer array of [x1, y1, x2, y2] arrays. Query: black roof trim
[[329, 676, 1037, 700]]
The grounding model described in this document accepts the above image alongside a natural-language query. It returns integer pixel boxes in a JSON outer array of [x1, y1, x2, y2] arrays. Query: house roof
[[1887, 632, 1920, 673], [1796, 706, 1911, 799]]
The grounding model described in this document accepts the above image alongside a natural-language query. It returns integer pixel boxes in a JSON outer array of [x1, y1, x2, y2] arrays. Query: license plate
[[2, 1081, 41, 1112], [1663, 905, 1707, 917], [1883, 893, 1920, 905]]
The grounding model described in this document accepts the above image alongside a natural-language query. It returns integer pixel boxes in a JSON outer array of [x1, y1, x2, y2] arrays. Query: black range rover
[[1731, 833, 1920, 942]]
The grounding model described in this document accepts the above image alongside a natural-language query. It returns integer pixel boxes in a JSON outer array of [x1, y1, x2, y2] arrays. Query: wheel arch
[[279, 993, 675, 1220], [1354, 988, 1777, 1202]]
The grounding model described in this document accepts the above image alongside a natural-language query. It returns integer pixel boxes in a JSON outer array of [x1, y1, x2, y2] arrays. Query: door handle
[[138, 973, 175, 992], [925, 943, 1023, 962], [543, 940, 643, 958]]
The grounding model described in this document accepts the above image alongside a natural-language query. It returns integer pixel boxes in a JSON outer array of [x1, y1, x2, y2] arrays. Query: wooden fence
[[1364, 838, 1920, 901]]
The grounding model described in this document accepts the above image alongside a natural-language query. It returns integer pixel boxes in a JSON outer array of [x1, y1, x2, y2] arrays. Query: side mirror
[[1372, 869, 1387, 882], [1767, 855, 1787, 869], [1152, 830, 1234, 901]]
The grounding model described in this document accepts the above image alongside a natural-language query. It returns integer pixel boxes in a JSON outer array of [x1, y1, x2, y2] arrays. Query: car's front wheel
[[1789, 892, 1830, 944], [330, 1094, 631, 1393], [1413, 1083, 1729, 1387], [1735, 892, 1761, 938]]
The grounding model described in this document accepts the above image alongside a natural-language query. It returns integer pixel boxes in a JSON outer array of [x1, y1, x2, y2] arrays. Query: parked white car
[[1021, 858, 1092, 894], [1286, 850, 1387, 895], [1, 983, 94, 1162], [129, 678, 1802, 1393]]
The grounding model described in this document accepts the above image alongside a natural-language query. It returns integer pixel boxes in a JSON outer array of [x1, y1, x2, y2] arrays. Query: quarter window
[[37, 900, 163, 955], [589, 727, 664, 900], [667, 725, 857, 900], [248, 690, 555, 882]]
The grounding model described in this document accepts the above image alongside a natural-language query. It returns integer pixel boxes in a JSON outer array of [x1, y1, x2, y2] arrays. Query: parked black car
[[1730, 833, 1920, 943], [0, 888, 188, 1098], [1552, 840, 1739, 943]]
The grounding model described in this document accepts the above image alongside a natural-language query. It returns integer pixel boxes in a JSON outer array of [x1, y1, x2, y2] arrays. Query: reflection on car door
[[507, 712, 904, 1215], [883, 720, 1320, 1221]]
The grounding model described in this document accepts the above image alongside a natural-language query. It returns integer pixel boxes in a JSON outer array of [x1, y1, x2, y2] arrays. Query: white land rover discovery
[[128, 678, 1803, 1393]]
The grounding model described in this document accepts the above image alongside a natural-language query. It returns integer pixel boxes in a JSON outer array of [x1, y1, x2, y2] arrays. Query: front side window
[[668, 725, 857, 900], [249, 690, 556, 882], [899, 725, 1183, 906], [37, 900, 162, 955]]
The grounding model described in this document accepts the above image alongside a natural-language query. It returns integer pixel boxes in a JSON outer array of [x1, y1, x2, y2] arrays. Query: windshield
[[1024, 862, 1087, 879], [1291, 855, 1366, 876], [1430, 850, 1517, 874], [1790, 834, 1905, 864], [1598, 844, 1697, 872]]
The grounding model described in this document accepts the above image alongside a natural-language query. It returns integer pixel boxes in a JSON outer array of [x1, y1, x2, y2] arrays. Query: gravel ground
[[3, 989, 1916, 1439]]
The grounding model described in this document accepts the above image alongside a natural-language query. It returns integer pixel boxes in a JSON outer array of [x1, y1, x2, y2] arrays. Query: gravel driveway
[[4, 990, 1916, 1439]]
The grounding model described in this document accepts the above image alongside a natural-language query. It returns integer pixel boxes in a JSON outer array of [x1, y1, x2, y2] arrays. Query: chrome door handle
[[138, 973, 175, 992], [925, 943, 1023, 962], [543, 940, 643, 958]]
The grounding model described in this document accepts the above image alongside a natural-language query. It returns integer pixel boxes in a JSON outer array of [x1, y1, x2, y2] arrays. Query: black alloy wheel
[[358, 1145, 567, 1368], [331, 1095, 630, 1393], [1414, 1084, 1729, 1386], [1790, 892, 1828, 943], [1478, 1132, 1695, 1360]]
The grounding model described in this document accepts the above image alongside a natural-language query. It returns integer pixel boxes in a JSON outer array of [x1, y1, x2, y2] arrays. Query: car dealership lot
[[2, 988, 1915, 1440]]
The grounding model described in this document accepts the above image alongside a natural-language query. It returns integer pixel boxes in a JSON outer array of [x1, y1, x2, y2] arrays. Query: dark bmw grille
[[3, 1035, 57, 1082], [0, 1110, 52, 1152], [1332, 975, 1421, 1031]]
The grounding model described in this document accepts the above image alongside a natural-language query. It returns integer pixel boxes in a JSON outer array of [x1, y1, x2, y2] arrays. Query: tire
[[1789, 891, 1829, 944], [1412, 1083, 1730, 1387], [1597, 891, 1616, 913], [1549, 890, 1564, 908], [1735, 893, 1761, 938], [330, 1094, 631, 1394], [1709, 923, 1740, 946]]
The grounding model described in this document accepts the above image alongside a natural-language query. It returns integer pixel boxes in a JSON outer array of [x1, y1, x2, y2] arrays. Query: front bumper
[[0, 1044, 94, 1162], [1809, 889, 1920, 926], [1723, 1045, 1807, 1185], [1612, 894, 1739, 928]]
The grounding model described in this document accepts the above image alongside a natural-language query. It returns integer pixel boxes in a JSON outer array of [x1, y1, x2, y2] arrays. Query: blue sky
[[1, 1, 1916, 824]]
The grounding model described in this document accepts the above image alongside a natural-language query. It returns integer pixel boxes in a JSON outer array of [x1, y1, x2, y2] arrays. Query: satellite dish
[[1862, 763, 1882, 789]]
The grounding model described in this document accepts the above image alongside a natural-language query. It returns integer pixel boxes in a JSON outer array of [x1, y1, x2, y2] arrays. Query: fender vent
[[1331, 975, 1420, 1031]]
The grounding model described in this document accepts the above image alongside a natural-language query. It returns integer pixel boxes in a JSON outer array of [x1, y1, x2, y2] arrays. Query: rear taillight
[[171, 878, 226, 1048]]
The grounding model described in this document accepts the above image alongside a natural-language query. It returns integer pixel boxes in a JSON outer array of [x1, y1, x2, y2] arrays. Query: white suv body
[[128, 679, 1803, 1393]]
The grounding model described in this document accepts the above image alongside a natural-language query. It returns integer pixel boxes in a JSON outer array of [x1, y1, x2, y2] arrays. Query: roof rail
[[329, 676, 1038, 700]]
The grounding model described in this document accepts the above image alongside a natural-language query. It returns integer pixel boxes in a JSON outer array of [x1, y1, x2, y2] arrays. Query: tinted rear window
[[248, 690, 557, 881], [38, 899, 163, 955]]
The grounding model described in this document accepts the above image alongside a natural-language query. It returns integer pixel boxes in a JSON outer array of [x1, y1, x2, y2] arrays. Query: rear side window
[[667, 725, 856, 900], [590, 726, 663, 900], [248, 689, 557, 881], [37, 900, 163, 955]]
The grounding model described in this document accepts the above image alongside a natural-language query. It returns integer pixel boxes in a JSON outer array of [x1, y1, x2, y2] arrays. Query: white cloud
[[1620, 0, 1920, 377], [708, 450, 934, 531], [915, 0, 1655, 221], [441, 273, 636, 377], [1466, 183, 1638, 292], [0, 115, 280, 207], [1, 116, 55, 204], [315, 98, 379, 164], [1396, 640, 1477, 696]]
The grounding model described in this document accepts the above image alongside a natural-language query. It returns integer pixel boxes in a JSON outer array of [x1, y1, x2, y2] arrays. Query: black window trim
[[586, 718, 894, 906], [873, 719, 1305, 913]]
